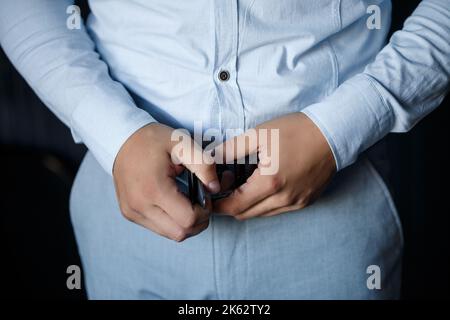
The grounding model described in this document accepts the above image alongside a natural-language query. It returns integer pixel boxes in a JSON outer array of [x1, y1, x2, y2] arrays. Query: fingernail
[[208, 180, 220, 194]]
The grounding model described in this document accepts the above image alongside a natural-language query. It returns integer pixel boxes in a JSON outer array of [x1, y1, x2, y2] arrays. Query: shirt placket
[[213, 0, 246, 138]]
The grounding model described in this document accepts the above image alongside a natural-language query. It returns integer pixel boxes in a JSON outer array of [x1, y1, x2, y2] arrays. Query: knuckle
[[120, 205, 136, 221], [227, 205, 241, 216], [233, 187, 245, 197], [191, 220, 209, 235], [201, 219, 210, 230], [268, 175, 283, 192], [127, 200, 140, 213], [297, 197, 310, 209], [172, 228, 188, 242]]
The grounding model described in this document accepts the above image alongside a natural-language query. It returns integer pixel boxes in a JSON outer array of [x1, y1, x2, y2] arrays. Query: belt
[[175, 157, 258, 208]]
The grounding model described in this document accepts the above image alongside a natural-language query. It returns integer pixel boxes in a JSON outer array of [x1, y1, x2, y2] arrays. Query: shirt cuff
[[301, 73, 394, 171], [70, 81, 156, 175]]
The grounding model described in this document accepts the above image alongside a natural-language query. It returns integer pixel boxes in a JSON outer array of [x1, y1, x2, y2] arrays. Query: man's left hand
[[213, 113, 336, 220]]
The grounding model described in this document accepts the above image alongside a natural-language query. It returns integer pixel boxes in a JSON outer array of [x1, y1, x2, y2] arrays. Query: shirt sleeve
[[0, 0, 156, 174], [301, 0, 450, 171]]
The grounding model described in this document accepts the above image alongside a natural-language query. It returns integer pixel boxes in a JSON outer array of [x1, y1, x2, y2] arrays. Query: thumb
[[170, 134, 220, 193], [184, 159, 220, 194]]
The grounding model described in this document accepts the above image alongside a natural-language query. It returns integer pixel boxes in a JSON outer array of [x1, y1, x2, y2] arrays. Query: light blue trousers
[[70, 152, 403, 299]]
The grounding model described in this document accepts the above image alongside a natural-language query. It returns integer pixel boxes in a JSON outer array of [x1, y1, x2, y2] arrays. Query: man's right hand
[[112, 123, 220, 242]]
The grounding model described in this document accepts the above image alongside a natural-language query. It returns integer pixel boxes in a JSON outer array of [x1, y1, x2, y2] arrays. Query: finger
[[138, 205, 209, 241], [213, 170, 281, 216], [157, 180, 210, 229], [187, 161, 220, 193], [234, 193, 285, 220], [215, 129, 259, 164], [130, 205, 183, 240], [184, 220, 210, 238], [260, 205, 302, 217], [172, 138, 220, 193], [172, 163, 185, 176]]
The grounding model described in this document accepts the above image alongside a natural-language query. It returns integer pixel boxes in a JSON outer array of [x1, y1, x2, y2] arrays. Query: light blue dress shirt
[[0, 0, 449, 299], [1, 0, 449, 174]]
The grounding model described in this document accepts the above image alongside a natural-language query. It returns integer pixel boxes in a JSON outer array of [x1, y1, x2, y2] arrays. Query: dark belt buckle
[[175, 155, 258, 208]]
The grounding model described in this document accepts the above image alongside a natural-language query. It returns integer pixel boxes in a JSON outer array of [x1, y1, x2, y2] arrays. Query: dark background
[[0, 1, 448, 300]]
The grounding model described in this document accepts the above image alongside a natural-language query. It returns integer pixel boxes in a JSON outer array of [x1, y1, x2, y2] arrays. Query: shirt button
[[218, 70, 230, 82]]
